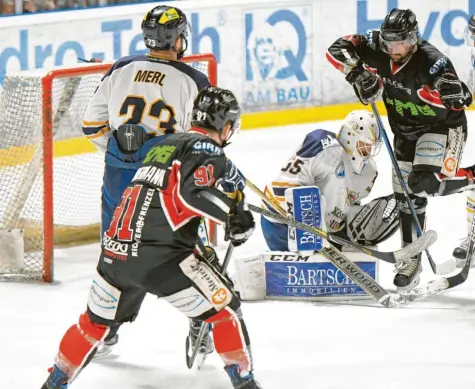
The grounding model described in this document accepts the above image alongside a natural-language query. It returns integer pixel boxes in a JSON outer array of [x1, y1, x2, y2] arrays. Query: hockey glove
[[434, 72, 473, 110], [220, 159, 246, 194], [225, 192, 255, 247], [201, 245, 221, 269], [345, 65, 382, 105]]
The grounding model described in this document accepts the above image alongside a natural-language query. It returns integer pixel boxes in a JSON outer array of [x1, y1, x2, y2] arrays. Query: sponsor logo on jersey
[[132, 187, 155, 257], [335, 161, 345, 178], [102, 236, 129, 261], [321, 134, 337, 149], [144, 145, 176, 164], [381, 77, 411, 94], [192, 142, 223, 155], [385, 97, 437, 117], [429, 57, 448, 75]]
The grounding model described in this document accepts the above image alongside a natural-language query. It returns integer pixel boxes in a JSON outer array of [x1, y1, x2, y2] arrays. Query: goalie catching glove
[[225, 191, 255, 247], [345, 194, 399, 246]]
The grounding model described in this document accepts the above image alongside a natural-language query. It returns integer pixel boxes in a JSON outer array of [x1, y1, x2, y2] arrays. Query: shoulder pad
[[296, 129, 340, 158]]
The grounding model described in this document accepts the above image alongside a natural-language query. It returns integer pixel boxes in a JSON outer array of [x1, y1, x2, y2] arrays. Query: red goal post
[[0, 53, 218, 283]]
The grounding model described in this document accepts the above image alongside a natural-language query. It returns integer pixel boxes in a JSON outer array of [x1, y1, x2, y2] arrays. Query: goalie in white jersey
[[261, 110, 399, 254], [80, 5, 213, 361]]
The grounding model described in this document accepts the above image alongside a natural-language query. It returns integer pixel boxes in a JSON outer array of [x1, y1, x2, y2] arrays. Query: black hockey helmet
[[191, 86, 241, 145], [465, 14, 475, 47], [141, 5, 189, 59], [380, 9, 420, 53]]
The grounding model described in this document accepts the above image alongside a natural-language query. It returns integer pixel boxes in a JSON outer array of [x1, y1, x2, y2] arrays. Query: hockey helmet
[[465, 14, 475, 47], [191, 86, 241, 145], [337, 110, 381, 174], [380, 9, 420, 58], [141, 5, 190, 59]]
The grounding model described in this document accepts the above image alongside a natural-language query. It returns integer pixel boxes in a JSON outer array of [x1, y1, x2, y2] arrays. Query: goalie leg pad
[[284, 186, 325, 252], [231, 251, 378, 302], [346, 195, 399, 246]]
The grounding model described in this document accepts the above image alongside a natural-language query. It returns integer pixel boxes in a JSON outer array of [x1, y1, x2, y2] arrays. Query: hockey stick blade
[[248, 204, 437, 265], [389, 218, 475, 306]]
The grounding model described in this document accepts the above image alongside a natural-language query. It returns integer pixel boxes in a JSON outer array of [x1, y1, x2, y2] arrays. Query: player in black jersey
[[41, 86, 261, 389], [452, 14, 475, 265], [326, 8, 475, 290]]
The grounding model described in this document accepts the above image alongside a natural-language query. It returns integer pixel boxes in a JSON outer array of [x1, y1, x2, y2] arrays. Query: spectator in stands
[[1, 0, 14, 14], [22, 0, 36, 12]]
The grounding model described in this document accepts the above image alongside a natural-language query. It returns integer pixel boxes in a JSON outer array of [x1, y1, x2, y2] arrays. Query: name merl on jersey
[[134, 70, 167, 86], [132, 166, 167, 186], [192, 142, 223, 155]]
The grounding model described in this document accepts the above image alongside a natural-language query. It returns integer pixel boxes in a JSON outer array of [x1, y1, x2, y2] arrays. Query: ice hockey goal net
[[0, 53, 218, 283]]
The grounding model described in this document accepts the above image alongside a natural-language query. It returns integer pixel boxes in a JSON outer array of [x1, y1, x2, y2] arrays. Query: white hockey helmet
[[337, 110, 381, 174]]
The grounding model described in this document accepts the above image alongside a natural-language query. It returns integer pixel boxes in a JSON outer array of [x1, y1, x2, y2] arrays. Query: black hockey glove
[[220, 159, 246, 194], [434, 72, 473, 110], [225, 192, 255, 247], [345, 65, 382, 105]]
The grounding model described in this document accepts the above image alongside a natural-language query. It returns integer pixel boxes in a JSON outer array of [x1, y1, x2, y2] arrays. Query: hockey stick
[[186, 243, 235, 369], [369, 102, 444, 275], [245, 178, 436, 264], [393, 212, 475, 304], [249, 203, 440, 307]]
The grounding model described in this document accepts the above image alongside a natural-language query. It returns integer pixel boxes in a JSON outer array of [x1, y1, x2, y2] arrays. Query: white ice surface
[[3, 112, 475, 389]]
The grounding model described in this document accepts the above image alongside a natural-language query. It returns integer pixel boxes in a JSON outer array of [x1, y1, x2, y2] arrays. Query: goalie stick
[[245, 179, 435, 264], [186, 243, 235, 369]]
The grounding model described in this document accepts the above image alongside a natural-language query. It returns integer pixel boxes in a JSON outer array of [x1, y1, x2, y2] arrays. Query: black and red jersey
[[103, 129, 233, 262], [326, 30, 469, 138]]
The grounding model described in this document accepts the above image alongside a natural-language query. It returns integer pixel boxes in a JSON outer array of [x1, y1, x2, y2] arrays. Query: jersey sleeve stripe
[[85, 126, 111, 139], [82, 120, 109, 127], [271, 181, 300, 187], [271, 187, 287, 197]]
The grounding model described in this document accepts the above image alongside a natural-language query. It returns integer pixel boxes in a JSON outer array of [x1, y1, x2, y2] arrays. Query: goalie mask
[[337, 110, 381, 174], [465, 14, 475, 47]]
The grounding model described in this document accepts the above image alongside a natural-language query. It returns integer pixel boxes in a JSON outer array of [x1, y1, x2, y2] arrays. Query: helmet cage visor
[[379, 31, 418, 54]]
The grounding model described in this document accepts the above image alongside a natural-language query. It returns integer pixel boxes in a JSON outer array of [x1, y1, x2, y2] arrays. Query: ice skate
[[93, 334, 119, 359], [41, 365, 69, 389], [185, 319, 214, 369], [224, 364, 262, 389], [394, 258, 422, 293]]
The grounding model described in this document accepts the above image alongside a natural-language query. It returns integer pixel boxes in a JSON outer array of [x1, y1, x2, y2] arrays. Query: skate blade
[[92, 345, 114, 360], [397, 276, 421, 294]]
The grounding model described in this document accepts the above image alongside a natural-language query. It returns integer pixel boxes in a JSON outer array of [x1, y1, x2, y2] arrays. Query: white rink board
[[1, 0, 475, 109]]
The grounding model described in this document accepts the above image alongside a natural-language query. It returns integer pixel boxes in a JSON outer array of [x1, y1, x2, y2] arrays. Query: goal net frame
[[2, 53, 218, 283]]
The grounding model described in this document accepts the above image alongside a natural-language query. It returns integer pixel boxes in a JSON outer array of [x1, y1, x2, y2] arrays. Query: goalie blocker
[[245, 186, 398, 301]]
